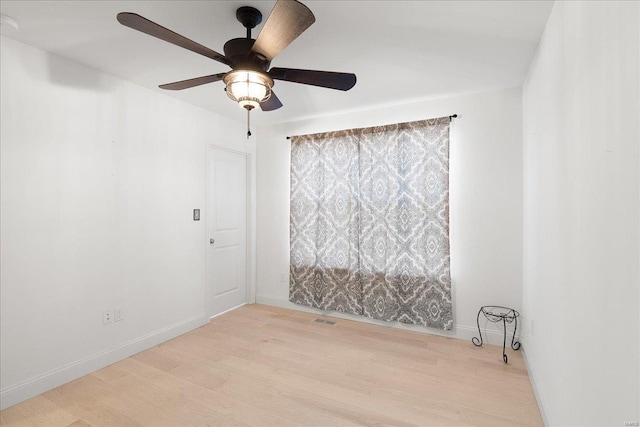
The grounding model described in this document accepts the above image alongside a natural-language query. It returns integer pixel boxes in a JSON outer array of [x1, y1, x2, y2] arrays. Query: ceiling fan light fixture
[[224, 70, 273, 110]]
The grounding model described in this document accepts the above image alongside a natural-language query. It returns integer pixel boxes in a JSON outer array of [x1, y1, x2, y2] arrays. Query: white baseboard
[[0, 314, 208, 410], [256, 293, 509, 343], [521, 345, 552, 427], [210, 302, 246, 320]]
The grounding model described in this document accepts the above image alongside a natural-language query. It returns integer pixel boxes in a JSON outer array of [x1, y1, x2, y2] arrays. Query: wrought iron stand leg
[[472, 308, 483, 347], [502, 317, 508, 364], [511, 314, 521, 351]]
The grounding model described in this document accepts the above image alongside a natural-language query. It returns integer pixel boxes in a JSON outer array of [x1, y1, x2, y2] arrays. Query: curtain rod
[[285, 114, 458, 140]]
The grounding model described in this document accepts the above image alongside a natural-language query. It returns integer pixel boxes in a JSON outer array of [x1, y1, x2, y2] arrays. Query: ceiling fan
[[117, 0, 357, 137]]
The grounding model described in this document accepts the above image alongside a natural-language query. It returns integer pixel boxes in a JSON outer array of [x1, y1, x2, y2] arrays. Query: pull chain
[[246, 108, 252, 139]]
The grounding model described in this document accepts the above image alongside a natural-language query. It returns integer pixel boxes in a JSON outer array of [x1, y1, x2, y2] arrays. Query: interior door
[[207, 147, 248, 317]]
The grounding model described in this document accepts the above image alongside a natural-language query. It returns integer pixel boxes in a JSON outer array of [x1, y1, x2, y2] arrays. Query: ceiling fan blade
[[269, 68, 356, 91], [251, 0, 315, 61], [159, 73, 227, 90], [117, 12, 232, 67], [260, 91, 283, 111]]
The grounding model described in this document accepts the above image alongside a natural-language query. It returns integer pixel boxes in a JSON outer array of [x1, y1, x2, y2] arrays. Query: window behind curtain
[[289, 117, 452, 330]]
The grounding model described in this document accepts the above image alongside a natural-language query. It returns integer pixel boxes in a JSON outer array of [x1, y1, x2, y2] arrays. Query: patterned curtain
[[289, 117, 452, 330]]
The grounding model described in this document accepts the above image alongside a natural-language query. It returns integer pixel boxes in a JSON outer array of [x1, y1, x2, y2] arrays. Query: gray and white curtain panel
[[289, 117, 453, 330]]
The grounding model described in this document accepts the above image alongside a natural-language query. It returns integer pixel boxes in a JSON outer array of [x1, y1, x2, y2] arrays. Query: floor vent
[[314, 318, 336, 325]]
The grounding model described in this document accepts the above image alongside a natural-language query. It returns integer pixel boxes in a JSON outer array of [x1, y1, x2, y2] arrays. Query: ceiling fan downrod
[[236, 6, 262, 40]]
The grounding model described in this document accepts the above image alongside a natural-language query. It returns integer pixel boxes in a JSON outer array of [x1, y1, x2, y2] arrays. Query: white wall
[[0, 36, 254, 409], [522, 1, 640, 425], [255, 87, 523, 341]]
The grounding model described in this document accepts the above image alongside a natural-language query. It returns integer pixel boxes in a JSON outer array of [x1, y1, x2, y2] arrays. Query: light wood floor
[[1, 304, 543, 426]]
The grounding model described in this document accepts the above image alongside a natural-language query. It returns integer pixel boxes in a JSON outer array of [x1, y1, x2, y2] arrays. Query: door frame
[[205, 144, 255, 320]]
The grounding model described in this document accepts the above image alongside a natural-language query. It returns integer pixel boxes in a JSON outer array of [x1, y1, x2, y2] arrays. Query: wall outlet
[[280, 272, 286, 282], [114, 306, 123, 322], [103, 309, 113, 325]]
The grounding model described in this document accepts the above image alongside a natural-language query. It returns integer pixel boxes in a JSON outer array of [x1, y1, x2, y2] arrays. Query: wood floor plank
[[81, 372, 199, 427], [0, 304, 543, 426], [113, 358, 294, 427], [0, 395, 78, 427], [42, 380, 140, 427], [137, 345, 367, 426]]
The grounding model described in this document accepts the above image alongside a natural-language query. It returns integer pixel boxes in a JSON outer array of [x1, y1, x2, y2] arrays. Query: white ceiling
[[0, 1, 554, 125]]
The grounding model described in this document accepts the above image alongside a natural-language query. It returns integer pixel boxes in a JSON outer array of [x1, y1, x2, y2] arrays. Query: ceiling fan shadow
[[42, 41, 120, 92]]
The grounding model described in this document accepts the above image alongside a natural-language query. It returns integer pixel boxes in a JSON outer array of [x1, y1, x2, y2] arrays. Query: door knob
[[210, 238, 215, 245]]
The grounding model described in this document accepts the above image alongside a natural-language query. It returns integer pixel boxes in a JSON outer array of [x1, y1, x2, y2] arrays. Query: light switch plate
[[193, 209, 200, 221]]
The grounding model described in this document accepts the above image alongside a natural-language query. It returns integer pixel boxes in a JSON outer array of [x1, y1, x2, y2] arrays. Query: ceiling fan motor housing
[[223, 38, 270, 71]]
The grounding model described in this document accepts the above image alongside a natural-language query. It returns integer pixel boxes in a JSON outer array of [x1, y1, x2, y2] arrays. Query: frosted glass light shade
[[224, 70, 273, 110]]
